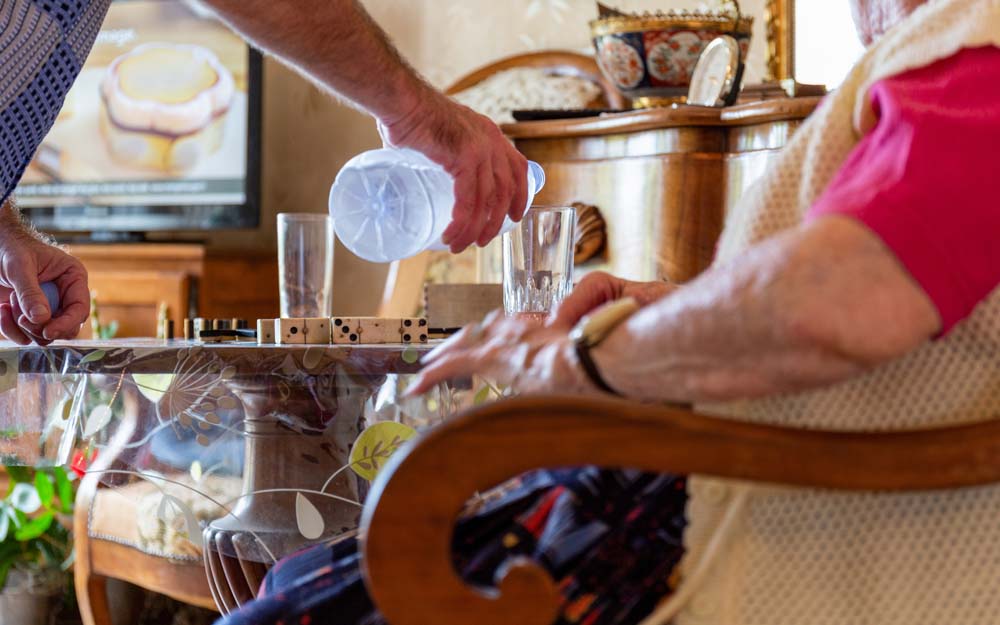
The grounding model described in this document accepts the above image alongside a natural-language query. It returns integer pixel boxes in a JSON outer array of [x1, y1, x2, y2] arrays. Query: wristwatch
[[569, 297, 641, 395]]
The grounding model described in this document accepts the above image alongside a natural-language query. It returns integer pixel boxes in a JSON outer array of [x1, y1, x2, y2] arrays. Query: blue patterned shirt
[[0, 0, 110, 204]]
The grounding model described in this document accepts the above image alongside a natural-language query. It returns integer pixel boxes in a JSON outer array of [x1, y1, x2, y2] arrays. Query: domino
[[331, 317, 360, 344], [198, 330, 239, 343], [193, 318, 210, 338], [400, 318, 429, 344], [358, 318, 403, 344], [277, 318, 306, 345], [330, 317, 430, 344], [333, 317, 390, 344], [303, 318, 331, 344], [257, 319, 275, 344]]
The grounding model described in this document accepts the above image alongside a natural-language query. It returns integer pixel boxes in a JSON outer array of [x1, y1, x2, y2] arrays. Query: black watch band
[[574, 340, 621, 396]]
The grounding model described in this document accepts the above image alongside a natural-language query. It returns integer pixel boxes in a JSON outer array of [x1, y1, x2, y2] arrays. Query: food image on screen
[[101, 43, 235, 172], [16, 0, 251, 213]]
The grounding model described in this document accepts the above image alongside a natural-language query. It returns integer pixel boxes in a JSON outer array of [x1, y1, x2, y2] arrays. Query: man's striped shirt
[[0, 0, 110, 203]]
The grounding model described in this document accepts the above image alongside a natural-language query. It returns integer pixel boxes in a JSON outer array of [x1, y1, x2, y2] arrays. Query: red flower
[[70, 449, 97, 478]]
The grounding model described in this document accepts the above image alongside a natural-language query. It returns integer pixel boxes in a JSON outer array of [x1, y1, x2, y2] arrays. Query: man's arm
[[199, 0, 425, 124], [592, 216, 941, 402], [198, 0, 529, 252]]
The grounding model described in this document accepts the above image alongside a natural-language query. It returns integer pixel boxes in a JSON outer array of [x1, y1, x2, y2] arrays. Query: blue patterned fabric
[[217, 468, 689, 625], [0, 0, 110, 204]]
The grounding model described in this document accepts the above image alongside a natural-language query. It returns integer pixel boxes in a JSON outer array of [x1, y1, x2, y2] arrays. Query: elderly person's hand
[[380, 93, 529, 254], [0, 210, 89, 345], [407, 310, 597, 397], [408, 272, 675, 395], [550, 271, 676, 330]]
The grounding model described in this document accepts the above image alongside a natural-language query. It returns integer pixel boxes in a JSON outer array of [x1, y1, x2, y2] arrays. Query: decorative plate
[[687, 35, 742, 107]]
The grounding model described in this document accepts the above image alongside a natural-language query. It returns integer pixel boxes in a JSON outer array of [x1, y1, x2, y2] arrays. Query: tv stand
[[65, 242, 280, 338], [67, 231, 148, 244]]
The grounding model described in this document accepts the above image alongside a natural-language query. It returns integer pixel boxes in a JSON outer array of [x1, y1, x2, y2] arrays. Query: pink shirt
[[807, 46, 1000, 333]]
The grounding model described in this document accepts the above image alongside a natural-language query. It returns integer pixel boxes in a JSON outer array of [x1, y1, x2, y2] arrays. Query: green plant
[[0, 466, 75, 591]]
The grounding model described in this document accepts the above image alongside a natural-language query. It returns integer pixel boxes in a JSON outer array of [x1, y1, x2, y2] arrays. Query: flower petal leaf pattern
[[349, 421, 418, 482]]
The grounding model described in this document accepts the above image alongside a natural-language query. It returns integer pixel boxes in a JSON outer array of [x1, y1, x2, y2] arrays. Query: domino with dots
[[331, 317, 360, 344], [257, 319, 275, 344], [399, 318, 429, 344], [277, 318, 305, 344], [330, 317, 429, 344]]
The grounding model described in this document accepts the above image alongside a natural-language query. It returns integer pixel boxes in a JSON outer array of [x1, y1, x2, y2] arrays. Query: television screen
[[15, 0, 261, 234]]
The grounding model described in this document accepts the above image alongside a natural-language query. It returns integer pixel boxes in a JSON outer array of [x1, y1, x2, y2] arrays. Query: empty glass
[[502, 206, 576, 318], [278, 213, 334, 318]]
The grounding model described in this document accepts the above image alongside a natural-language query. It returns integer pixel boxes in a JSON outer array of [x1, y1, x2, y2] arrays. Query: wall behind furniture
[[363, 0, 768, 88], [174, 0, 767, 315]]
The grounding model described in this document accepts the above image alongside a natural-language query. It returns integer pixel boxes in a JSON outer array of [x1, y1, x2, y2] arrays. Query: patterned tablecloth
[[0, 340, 491, 564]]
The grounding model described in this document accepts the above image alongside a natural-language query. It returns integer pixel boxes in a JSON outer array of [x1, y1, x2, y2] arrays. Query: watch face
[[687, 35, 741, 107]]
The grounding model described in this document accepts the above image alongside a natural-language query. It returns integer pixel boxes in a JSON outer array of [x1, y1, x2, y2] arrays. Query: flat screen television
[[15, 0, 262, 239]]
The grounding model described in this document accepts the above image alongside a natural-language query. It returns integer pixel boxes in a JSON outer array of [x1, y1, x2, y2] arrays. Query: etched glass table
[[0, 340, 480, 613]]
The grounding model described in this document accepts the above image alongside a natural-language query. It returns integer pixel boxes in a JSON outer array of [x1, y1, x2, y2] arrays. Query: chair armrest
[[360, 394, 1000, 625]]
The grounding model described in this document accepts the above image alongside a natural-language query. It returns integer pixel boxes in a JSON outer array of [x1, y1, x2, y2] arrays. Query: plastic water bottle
[[328, 148, 546, 263]]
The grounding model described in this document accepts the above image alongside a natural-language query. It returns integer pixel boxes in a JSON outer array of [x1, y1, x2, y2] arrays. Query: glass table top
[[0, 339, 493, 564]]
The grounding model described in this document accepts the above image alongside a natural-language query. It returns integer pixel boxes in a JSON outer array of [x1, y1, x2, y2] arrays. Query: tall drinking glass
[[278, 213, 334, 318], [502, 206, 576, 319]]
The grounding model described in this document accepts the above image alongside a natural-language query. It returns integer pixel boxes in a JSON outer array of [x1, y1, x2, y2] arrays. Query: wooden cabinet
[[69, 244, 202, 339], [501, 97, 822, 283], [68, 243, 279, 338], [201, 251, 280, 323]]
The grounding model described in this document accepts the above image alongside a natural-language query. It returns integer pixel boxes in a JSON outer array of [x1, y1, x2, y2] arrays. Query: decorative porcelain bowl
[[590, 9, 753, 108]]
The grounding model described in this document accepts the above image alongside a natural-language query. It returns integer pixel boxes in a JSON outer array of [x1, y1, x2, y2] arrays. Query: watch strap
[[575, 340, 622, 396], [569, 297, 641, 396]]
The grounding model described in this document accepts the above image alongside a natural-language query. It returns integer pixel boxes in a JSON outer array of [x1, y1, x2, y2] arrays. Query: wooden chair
[[378, 253, 431, 317], [74, 389, 221, 625], [445, 49, 627, 110], [360, 394, 1000, 625]]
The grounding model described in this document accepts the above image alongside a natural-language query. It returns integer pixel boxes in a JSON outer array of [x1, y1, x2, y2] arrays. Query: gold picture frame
[[765, 0, 794, 81]]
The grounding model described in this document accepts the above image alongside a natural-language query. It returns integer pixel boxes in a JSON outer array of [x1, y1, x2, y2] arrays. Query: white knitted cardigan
[[642, 1, 1000, 624]]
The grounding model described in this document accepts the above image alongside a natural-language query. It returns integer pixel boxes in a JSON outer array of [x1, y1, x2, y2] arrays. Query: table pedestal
[[204, 372, 385, 613]]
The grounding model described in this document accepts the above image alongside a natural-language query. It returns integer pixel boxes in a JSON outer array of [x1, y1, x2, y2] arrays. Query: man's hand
[[0, 222, 88, 345], [382, 94, 529, 253], [549, 272, 676, 329]]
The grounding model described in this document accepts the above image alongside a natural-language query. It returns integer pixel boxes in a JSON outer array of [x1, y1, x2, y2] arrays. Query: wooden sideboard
[[68, 243, 279, 338], [500, 97, 822, 283]]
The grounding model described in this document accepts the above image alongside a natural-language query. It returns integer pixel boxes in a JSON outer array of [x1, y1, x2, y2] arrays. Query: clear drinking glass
[[502, 206, 576, 318], [278, 213, 335, 318]]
